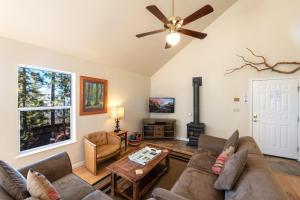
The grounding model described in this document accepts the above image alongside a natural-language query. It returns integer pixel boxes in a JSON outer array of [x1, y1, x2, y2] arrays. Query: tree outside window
[[18, 65, 75, 153]]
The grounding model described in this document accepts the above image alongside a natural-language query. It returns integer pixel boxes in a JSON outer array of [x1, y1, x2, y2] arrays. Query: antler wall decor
[[225, 48, 300, 75]]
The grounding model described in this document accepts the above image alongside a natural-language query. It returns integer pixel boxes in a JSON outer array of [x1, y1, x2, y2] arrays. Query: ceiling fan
[[136, 0, 214, 49]]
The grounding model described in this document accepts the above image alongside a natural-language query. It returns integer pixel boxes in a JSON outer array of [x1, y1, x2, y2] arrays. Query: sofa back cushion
[[223, 130, 239, 151], [225, 154, 287, 200], [214, 150, 248, 190], [87, 131, 107, 146], [19, 152, 72, 183], [0, 160, 30, 200]]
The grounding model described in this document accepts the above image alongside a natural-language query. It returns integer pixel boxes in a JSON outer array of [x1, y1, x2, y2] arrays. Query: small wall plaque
[[234, 97, 240, 102]]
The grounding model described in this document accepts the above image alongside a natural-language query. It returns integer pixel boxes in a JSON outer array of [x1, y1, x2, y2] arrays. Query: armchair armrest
[[84, 137, 97, 175], [151, 188, 189, 200], [198, 134, 226, 154], [107, 132, 121, 147]]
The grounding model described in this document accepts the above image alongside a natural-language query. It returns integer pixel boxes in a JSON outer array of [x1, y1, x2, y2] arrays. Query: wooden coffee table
[[106, 146, 170, 200]]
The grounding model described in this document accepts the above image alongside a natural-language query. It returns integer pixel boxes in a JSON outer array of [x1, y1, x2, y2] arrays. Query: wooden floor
[[274, 172, 300, 200], [74, 139, 300, 200], [74, 145, 141, 185]]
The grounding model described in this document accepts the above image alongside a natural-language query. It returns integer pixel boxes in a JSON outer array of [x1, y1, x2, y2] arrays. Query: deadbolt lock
[[253, 113, 258, 122]]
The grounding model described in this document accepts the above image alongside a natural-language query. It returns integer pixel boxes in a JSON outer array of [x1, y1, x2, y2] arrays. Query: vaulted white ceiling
[[0, 0, 237, 75]]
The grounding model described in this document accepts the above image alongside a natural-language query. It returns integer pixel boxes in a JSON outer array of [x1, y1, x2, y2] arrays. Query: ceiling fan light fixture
[[166, 32, 180, 46]]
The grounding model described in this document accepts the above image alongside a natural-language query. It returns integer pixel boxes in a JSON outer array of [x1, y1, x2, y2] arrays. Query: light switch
[[244, 95, 249, 103]]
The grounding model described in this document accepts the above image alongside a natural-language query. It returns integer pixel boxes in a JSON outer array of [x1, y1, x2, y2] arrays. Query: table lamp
[[110, 106, 124, 132]]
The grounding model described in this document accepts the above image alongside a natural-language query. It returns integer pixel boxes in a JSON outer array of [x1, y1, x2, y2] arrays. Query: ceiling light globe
[[166, 32, 180, 46]]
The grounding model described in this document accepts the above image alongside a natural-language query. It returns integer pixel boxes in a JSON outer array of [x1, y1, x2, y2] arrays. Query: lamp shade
[[110, 107, 124, 119]]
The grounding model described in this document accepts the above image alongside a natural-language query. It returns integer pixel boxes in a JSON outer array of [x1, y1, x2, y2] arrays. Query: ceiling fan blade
[[178, 29, 207, 39], [136, 29, 165, 38], [182, 5, 214, 26], [165, 43, 172, 49], [146, 5, 170, 25]]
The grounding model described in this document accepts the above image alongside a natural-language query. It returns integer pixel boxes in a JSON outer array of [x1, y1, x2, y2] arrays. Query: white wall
[[151, 0, 300, 139], [0, 37, 150, 168]]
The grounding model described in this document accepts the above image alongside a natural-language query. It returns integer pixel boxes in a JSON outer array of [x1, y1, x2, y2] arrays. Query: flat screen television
[[149, 97, 175, 113]]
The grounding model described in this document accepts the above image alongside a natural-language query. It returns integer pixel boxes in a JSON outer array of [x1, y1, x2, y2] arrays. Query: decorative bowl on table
[[128, 132, 142, 146]]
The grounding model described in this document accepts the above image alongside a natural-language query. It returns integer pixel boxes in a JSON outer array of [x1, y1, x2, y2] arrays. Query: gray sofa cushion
[[214, 150, 248, 190], [52, 174, 95, 200], [225, 154, 287, 200], [82, 190, 112, 200], [0, 161, 30, 200], [187, 152, 216, 173], [171, 168, 224, 200], [223, 130, 239, 151], [198, 135, 227, 154], [19, 152, 72, 183], [152, 188, 189, 200]]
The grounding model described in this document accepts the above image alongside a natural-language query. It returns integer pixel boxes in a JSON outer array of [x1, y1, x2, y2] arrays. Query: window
[[18, 65, 75, 154]]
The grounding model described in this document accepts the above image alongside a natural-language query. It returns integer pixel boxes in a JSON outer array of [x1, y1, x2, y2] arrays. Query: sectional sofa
[[151, 135, 287, 200]]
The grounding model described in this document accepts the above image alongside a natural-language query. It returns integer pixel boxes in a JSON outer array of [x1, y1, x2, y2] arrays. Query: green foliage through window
[[18, 66, 73, 152]]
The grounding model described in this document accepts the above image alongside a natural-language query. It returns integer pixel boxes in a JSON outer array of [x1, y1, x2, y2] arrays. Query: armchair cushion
[[87, 132, 107, 146], [107, 132, 121, 146], [96, 144, 120, 159]]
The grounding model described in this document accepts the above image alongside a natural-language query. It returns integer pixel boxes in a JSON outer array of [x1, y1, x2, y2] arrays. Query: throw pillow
[[27, 169, 61, 200], [0, 160, 30, 200], [214, 149, 248, 190], [223, 130, 239, 151], [212, 146, 235, 175]]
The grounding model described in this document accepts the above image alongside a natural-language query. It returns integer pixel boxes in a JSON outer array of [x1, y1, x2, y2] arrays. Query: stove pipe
[[192, 77, 202, 124]]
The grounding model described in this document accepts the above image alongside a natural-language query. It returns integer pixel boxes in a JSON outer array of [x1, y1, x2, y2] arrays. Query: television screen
[[149, 97, 175, 113]]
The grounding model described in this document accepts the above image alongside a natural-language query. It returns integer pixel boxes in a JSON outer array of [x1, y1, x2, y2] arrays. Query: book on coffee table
[[128, 146, 161, 165]]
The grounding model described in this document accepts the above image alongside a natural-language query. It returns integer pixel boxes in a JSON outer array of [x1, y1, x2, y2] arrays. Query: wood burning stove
[[187, 77, 205, 146]]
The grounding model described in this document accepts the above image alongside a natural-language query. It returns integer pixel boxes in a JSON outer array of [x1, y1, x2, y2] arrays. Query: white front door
[[252, 78, 298, 159]]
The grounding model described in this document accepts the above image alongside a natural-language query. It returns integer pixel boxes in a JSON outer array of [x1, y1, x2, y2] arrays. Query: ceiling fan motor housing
[[167, 16, 183, 32]]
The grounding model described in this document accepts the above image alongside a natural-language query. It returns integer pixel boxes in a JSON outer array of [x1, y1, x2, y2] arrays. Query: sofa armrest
[[18, 152, 72, 182], [151, 188, 189, 200], [198, 135, 226, 154], [107, 132, 121, 147]]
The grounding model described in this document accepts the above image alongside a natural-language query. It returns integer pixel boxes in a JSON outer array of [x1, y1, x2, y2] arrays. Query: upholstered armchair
[[84, 131, 121, 175]]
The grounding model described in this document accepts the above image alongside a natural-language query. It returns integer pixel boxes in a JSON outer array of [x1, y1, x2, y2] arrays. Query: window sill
[[17, 140, 77, 159]]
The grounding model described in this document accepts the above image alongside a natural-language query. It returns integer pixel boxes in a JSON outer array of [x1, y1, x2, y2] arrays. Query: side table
[[111, 130, 128, 152]]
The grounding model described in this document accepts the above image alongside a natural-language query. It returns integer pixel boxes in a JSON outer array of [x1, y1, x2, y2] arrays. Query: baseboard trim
[[72, 161, 85, 169], [175, 137, 189, 142]]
